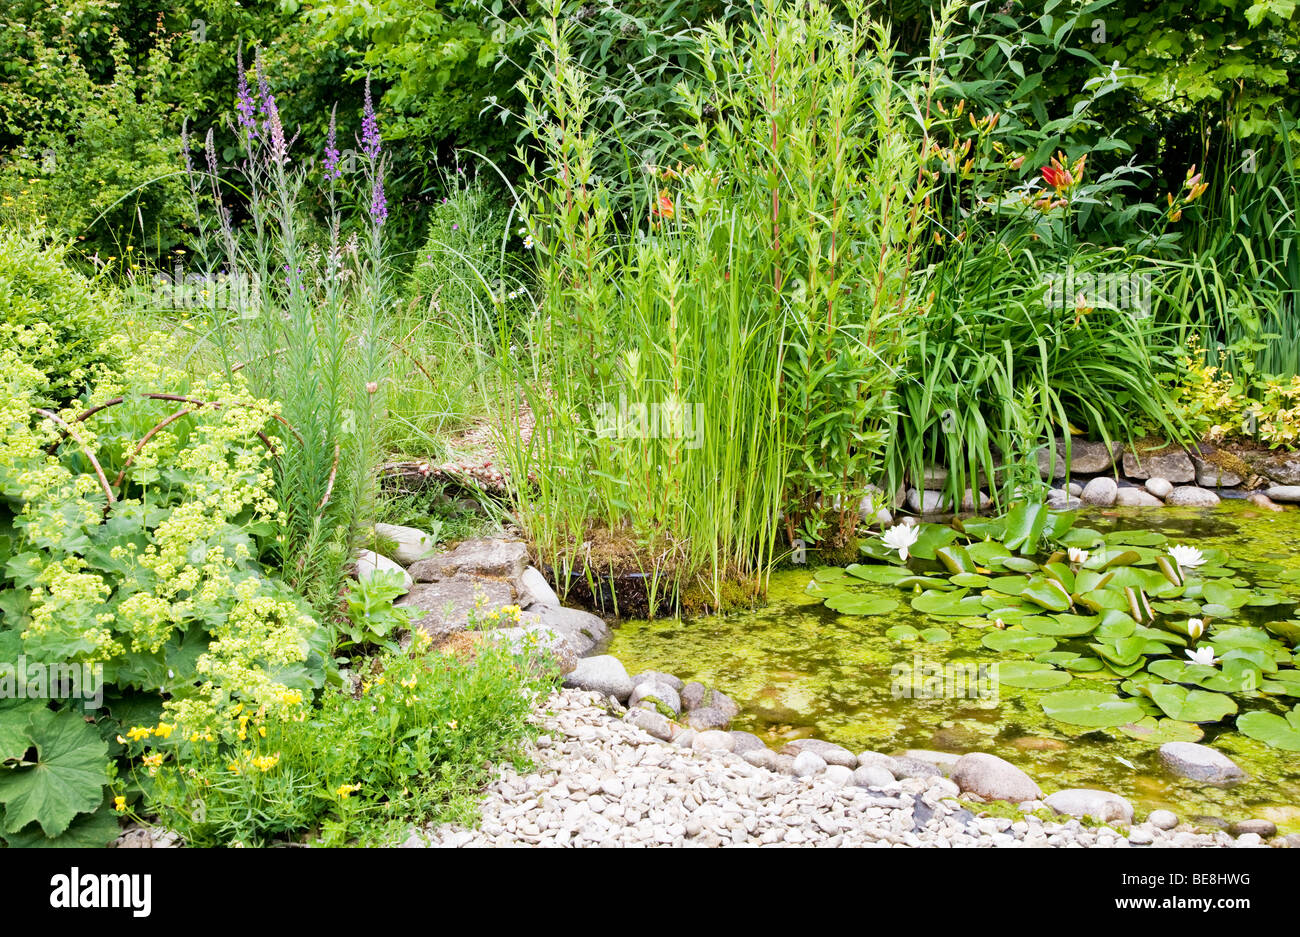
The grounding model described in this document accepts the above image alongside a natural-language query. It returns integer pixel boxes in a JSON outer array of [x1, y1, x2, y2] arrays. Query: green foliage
[[0, 229, 124, 406], [0, 343, 330, 845], [143, 637, 554, 847], [339, 570, 412, 653], [0, 19, 190, 255]]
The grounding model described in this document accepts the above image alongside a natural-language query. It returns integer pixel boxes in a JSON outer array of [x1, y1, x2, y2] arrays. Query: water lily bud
[[1187, 618, 1204, 640]]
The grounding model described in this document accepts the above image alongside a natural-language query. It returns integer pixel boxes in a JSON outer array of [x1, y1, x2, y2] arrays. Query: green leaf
[[1117, 716, 1203, 744], [1040, 690, 1146, 727], [0, 708, 109, 838], [1148, 685, 1238, 723], [825, 594, 899, 616], [982, 630, 1057, 655], [1237, 707, 1300, 751], [996, 661, 1072, 689], [1, 806, 120, 848]]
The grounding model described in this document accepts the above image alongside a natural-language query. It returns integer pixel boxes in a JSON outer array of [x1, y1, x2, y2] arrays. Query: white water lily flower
[[1187, 618, 1205, 641], [1067, 547, 1089, 564], [1169, 544, 1205, 570], [880, 524, 921, 561], [1186, 645, 1218, 667]]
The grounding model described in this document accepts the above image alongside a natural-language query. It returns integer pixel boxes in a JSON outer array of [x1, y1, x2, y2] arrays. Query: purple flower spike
[[361, 74, 382, 161], [235, 47, 258, 139], [255, 50, 288, 166]]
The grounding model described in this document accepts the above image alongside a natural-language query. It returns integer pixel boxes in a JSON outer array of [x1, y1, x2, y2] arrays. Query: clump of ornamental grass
[[177, 52, 393, 617]]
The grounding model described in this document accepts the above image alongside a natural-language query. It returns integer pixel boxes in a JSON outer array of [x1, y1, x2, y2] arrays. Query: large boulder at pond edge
[[481, 624, 577, 675], [1122, 448, 1195, 483], [563, 654, 634, 701], [950, 753, 1043, 802], [409, 538, 529, 582]]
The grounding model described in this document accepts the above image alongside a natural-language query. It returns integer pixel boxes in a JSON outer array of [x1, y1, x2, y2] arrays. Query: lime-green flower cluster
[[0, 342, 329, 746]]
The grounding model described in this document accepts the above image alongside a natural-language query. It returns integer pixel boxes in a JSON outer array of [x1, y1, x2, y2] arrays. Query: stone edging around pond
[[867, 439, 1300, 522], [404, 688, 1263, 848], [359, 529, 1295, 848]]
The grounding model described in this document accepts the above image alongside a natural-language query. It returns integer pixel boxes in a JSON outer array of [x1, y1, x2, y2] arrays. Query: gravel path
[[407, 689, 1249, 848]]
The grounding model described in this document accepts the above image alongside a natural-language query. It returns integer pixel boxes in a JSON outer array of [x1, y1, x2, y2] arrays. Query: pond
[[604, 500, 1300, 832]]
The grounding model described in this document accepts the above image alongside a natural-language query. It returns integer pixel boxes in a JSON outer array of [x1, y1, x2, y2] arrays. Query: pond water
[[604, 501, 1300, 831]]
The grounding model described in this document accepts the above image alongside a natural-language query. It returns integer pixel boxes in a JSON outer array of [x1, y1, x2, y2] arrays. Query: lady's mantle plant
[[0, 339, 329, 846]]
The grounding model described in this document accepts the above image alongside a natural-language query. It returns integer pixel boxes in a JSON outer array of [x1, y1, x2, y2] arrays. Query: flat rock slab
[[1038, 438, 1121, 478], [410, 538, 529, 583], [398, 577, 514, 636], [1159, 742, 1247, 785], [1122, 449, 1195, 483]]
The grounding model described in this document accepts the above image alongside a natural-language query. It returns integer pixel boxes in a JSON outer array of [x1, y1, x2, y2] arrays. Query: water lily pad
[[813, 567, 850, 584], [910, 590, 986, 617], [920, 627, 951, 643], [982, 630, 1057, 655], [1002, 557, 1042, 573], [1040, 689, 1146, 727], [950, 572, 991, 587], [1117, 716, 1204, 744], [1020, 576, 1072, 611], [1020, 613, 1100, 637], [967, 541, 1013, 566], [844, 564, 911, 584], [996, 661, 1072, 689], [1237, 706, 1300, 751], [935, 544, 976, 574], [885, 624, 922, 642], [824, 594, 899, 616], [1148, 685, 1238, 723]]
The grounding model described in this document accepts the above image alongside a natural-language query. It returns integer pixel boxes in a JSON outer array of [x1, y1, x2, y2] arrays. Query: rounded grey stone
[[950, 753, 1043, 803], [1081, 476, 1118, 506], [781, 738, 857, 769], [1144, 477, 1173, 499], [1158, 742, 1246, 785], [563, 655, 634, 701], [1147, 809, 1179, 830], [1165, 485, 1221, 507]]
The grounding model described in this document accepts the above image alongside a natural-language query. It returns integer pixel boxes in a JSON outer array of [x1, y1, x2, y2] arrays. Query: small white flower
[[523, 234, 534, 249], [1187, 617, 1205, 641], [1169, 544, 1205, 570], [1185, 645, 1218, 667], [880, 525, 921, 562], [1067, 547, 1089, 564]]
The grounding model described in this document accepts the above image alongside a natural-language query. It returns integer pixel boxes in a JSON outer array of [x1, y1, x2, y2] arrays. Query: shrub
[[140, 635, 554, 847], [0, 229, 123, 405], [0, 343, 329, 846]]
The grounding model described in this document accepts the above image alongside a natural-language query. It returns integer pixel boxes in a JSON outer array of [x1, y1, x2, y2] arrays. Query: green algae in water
[[604, 501, 1300, 831]]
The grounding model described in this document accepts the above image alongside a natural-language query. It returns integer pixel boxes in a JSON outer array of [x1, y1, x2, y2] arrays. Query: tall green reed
[[498, 0, 932, 609]]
